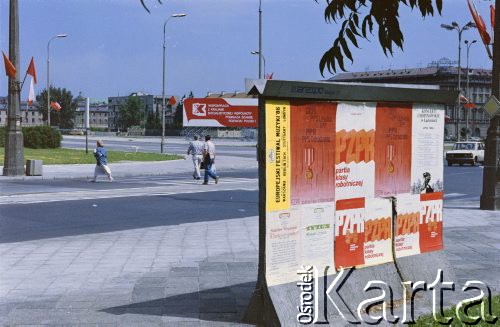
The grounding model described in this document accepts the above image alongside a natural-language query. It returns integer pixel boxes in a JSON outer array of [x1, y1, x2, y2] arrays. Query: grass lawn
[[415, 294, 500, 326], [0, 147, 183, 165]]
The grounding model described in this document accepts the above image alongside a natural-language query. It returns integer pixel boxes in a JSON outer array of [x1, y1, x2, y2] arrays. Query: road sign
[[484, 95, 500, 117]]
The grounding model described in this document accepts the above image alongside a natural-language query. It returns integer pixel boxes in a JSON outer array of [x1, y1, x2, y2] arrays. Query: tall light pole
[[258, 0, 262, 79], [3, 0, 24, 176], [251, 51, 266, 77], [465, 39, 476, 141], [441, 21, 475, 140], [161, 13, 186, 154], [46, 33, 68, 126], [481, 0, 500, 210]]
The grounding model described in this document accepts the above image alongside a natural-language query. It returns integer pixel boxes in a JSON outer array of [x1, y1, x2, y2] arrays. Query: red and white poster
[[419, 192, 443, 253], [375, 103, 412, 197], [291, 100, 336, 205], [335, 102, 376, 200], [362, 198, 393, 267], [410, 104, 445, 194], [395, 194, 421, 258], [183, 98, 258, 127], [334, 197, 365, 269]]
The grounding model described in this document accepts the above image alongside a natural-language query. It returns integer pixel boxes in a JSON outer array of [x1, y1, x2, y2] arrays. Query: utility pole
[[3, 0, 24, 176], [258, 0, 262, 79], [480, 0, 500, 210]]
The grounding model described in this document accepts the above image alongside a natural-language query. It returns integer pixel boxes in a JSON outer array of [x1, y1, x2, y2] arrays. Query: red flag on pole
[[27, 57, 37, 84], [467, 0, 491, 45], [2, 51, 16, 79], [491, 5, 495, 30], [168, 96, 176, 106], [50, 101, 62, 111]]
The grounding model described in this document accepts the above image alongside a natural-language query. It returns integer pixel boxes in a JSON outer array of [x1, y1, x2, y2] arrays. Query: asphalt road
[[61, 137, 257, 158], [0, 165, 483, 244]]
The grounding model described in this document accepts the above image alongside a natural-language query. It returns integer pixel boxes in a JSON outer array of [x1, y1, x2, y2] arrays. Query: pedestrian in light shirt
[[187, 135, 204, 180], [202, 135, 220, 185]]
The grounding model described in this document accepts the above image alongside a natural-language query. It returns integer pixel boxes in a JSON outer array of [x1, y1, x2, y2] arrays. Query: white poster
[[300, 202, 335, 274], [410, 104, 445, 194], [266, 208, 301, 286], [335, 102, 376, 200]]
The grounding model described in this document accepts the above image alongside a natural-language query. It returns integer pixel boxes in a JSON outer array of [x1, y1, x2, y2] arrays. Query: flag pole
[[20, 70, 28, 90]]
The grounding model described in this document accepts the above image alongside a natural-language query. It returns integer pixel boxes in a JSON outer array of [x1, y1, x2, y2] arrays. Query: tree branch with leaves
[[316, 0, 443, 75]]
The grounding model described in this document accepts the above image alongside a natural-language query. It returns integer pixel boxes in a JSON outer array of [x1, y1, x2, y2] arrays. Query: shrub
[[22, 126, 61, 148]]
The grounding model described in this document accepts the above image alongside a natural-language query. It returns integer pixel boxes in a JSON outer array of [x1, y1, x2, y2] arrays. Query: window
[[32, 118, 35, 123]]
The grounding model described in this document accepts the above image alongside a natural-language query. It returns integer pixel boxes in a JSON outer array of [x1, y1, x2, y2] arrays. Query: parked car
[[445, 142, 485, 166]]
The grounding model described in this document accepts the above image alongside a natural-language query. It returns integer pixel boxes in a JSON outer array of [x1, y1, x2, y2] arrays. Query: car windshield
[[453, 143, 476, 150]]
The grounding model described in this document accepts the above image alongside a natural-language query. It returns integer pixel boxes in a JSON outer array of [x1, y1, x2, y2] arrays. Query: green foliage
[[118, 96, 143, 129], [22, 126, 61, 148], [316, 0, 443, 74], [146, 110, 162, 130], [1, 126, 61, 149], [36, 87, 77, 128]]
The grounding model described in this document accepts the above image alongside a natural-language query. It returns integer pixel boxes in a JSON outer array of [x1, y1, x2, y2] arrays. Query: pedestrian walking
[[91, 140, 113, 182], [202, 135, 219, 185], [187, 135, 204, 180]]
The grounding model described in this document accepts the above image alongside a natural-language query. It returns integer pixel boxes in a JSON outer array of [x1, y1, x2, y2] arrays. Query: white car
[[446, 142, 485, 166]]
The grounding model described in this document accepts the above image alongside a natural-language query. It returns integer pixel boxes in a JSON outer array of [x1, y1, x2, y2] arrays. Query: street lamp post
[[441, 21, 475, 140], [465, 39, 477, 141], [161, 13, 186, 154], [258, 0, 262, 79], [46, 34, 68, 126], [251, 51, 266, 77]]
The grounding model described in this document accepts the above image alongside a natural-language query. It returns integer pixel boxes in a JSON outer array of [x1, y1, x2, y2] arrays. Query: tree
[[118, 96, 142, 129], [36, 87, 77, 129], [316, 0, 443, 74], [146, 110, 161, 130]]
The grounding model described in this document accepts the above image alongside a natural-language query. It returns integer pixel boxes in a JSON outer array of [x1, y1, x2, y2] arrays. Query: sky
[[0, 0, 496, 101]]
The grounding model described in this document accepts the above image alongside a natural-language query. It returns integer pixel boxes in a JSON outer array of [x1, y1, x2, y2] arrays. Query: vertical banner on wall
[[375, 103, 412, 197], [334, 197, 365, 269], [362, 198, 393, 267], [290, 100, 336, 205], [410, 104, 445, 194], [265, 100, 291, 211], [266, 207, 300, 286], [419, 192, 443, 253], [335, 103, 376, 200], [395, 194, 421, 258]]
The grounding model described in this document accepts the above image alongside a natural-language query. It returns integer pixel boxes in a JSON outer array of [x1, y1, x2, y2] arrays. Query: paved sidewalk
[[0, 198, 499, 325], [0, 154, 258, 181]]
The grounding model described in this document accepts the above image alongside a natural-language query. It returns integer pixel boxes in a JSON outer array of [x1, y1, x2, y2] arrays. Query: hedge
[[0, 126, 61, 148]]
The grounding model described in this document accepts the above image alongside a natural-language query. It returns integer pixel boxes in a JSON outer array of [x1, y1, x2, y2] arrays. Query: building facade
[[0, 97, 44, 127], [107, 92, 178, 131], [328, 58, 492, 139], [73, 95, 109, 130]]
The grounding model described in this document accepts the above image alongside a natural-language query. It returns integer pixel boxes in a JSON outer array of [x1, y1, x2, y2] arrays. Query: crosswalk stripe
[[0, 178, 258, 205]]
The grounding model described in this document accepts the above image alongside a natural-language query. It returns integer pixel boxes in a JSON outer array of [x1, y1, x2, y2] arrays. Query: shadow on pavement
[[101, 282, 256, 324]]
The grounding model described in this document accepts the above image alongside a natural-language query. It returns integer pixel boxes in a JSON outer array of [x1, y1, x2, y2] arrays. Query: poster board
[[264, 98, 446, 285], [183, 98, 258, 127]]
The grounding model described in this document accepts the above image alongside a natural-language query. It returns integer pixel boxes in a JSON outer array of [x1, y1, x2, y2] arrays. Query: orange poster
[[375, 103, 412, 197], [394, 194, 421, 258], [362, 198, 393, 267], [290, 100, 336, 205], [419, 192, 443, 253], [334, 197, 365, 269]]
